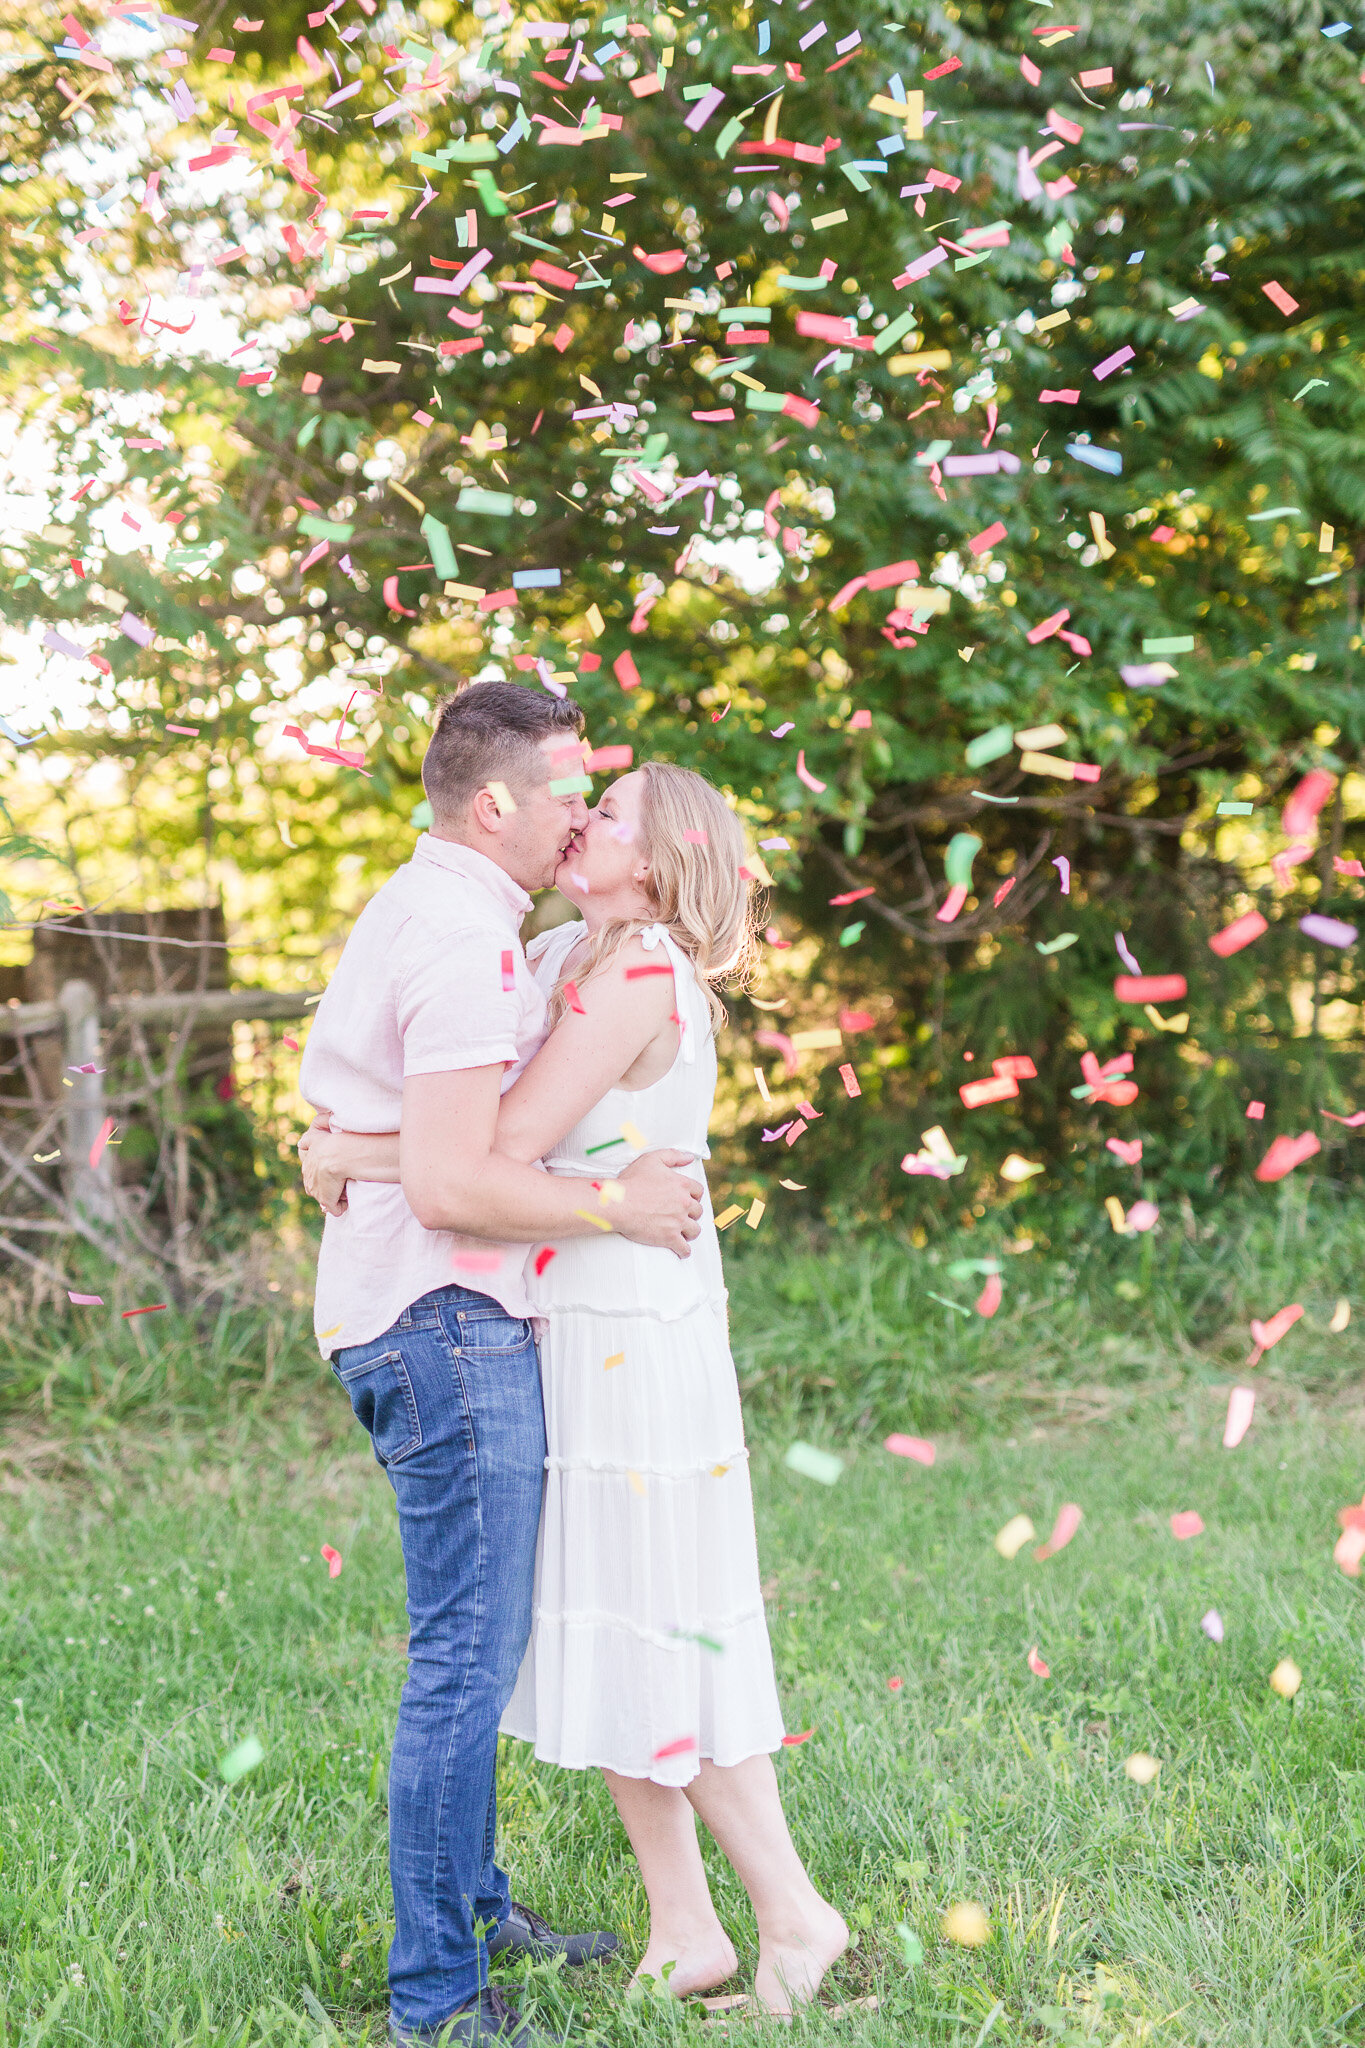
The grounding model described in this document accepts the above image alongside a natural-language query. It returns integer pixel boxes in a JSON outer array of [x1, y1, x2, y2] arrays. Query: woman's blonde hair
[[549, 761, 762, 1033]]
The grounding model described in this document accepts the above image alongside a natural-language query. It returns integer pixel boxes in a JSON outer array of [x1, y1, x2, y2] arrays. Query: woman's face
[[555, 771, 654, 918]]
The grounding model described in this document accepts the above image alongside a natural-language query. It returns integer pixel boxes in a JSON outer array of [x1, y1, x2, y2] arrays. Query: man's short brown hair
[[421, 680, 585, 823]]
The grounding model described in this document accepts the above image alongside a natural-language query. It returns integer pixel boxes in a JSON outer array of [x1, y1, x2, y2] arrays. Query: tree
[[4, 0, 1364, 1233]]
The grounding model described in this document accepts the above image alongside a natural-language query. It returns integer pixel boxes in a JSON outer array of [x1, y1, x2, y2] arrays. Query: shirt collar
[[412, 834, 533, 924]]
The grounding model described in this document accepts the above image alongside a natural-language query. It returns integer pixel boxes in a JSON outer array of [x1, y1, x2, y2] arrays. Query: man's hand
[[615, 1149, 704, 1259], [298, 1114, 349, 1217]]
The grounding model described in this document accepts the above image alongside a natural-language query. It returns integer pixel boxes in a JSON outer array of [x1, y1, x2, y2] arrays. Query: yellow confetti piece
[[745, 1197, 766, 1230], [1269, 1657, 1302, 1700], [604, 1351, 625, 1370], [886, 348, 952, 376], [486, 780, 517, 815], [1000, 1154, 1044, 1183], [575, 1208, 613, 1232], [317, 1322, 343, 1340], [941, 1902, 990, 1948], [627, 1470, 646, 1496], [1330, 1298, 1351, 1332], [790, 1028, 843, 1052], [715, 1204, 744, 1230], [711, 1462, 730, 1477], [621, 1119, 646, 1149], [1105, 1195, 1128, 1233], [1124, 1752, 1161, 1785], [994, 1513, 1035, 1560]]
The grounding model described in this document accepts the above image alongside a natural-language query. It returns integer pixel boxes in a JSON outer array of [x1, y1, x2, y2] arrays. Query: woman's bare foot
[[631, 1926, 739, 2000], [753, 1899, 849, 2018]]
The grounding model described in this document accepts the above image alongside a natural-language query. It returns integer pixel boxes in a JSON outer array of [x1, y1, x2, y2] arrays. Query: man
[[300, 680, 704, 2047]]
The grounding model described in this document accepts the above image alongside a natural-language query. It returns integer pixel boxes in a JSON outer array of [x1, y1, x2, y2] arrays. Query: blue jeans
[[332, 1284, 546, 2034]]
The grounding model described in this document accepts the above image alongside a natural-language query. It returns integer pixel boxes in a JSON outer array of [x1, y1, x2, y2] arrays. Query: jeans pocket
[[455, 1310, 535, 1355], [333, 1348, 422, 1466]]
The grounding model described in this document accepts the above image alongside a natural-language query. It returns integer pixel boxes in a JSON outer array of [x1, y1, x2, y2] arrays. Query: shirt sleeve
[[396, 923, 522, 1077]]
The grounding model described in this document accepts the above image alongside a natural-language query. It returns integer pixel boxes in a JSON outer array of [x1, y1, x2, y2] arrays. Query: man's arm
[[401, 1065, 702, 1255]]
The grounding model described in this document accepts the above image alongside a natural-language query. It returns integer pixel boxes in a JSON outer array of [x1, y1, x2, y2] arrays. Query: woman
[[301, 761, 847, 2015]]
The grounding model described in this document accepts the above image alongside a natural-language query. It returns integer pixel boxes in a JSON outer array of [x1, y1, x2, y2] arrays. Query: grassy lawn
[[4, 1214, 1365, 2046]]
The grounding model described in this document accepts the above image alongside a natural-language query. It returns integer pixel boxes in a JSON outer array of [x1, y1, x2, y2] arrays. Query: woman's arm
[[495, 937, 681, 1164]]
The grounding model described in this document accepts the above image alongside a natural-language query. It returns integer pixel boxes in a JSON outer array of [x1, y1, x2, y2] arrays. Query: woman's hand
[[298, 1115, 351, 1217]]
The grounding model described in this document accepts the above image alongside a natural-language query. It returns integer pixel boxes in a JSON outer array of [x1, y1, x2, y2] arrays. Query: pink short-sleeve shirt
[[300, 835, 549, 1356]]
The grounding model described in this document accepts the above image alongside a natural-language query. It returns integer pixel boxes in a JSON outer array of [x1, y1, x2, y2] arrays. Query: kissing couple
[[298, 679, 846, 2046]]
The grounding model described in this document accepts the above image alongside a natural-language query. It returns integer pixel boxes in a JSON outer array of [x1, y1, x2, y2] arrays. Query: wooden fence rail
[[0, 980, 321, 1223]]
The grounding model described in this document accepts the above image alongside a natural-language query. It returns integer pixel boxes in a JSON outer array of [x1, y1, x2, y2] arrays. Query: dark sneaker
[[486, 1900, 621, 1967], [390, 1985, 555, 2048]]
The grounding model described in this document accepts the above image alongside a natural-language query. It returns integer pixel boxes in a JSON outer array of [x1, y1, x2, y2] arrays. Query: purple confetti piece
[[770, 723, 795, 738], [1300, 913, 1358, 949], [1093, 344, 1136, 381], [119, 610, 155, 648], [1120, 663, 1172, 688], [684, 85, 725, 132], [1116, 933, 1142, 974], [1053, 856, 1071, 895]]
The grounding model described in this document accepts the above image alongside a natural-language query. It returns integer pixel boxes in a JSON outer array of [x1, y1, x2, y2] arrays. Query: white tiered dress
[[500, 918, 786, 1787]]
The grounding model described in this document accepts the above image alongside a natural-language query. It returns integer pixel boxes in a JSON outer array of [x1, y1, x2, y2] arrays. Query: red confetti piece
[[781, 1729, 814, 1746], [653, 1734, 698, 1760], [533, 1247, 557, 1277], [884, 1433, 935, 1466], [321, 1544, 343, 1577], [122, 1303, 167, 1318], [501, 950, 515, 992]]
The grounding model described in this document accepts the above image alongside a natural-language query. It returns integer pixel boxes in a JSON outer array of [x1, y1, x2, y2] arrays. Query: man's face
[[498, 732, 590, 891]]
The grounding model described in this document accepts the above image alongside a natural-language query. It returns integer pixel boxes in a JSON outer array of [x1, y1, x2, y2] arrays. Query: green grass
[[5, 1212, 1365, 2047]]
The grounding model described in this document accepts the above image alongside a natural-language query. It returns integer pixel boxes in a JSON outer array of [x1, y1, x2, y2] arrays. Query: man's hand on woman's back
[[615, 1149, 704, 1259]]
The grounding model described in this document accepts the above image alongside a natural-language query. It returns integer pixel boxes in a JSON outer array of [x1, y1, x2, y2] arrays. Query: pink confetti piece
[[1026, 1645, 1051, 1677], [1126, 1199, 1159, 1233], [968, 519, 1007, 555], [1201, 1608, 1224, 1642], [1254, 1132, 1320, 1182], [1249, 1303, 1303, 1352], [795, 750, 827, 793], [500, 950, 515, 992], [1262, 280, 1299, 316], [1208, 909, 1268, 957], [975, 1272, 1002, 1318], [1223, 1385, 1255, 1449], [1034, 1503, 1082, 1560], [1170, 1510, 1205, 1540], [89, 1116, 115, 1169], [1093, 344, 1135, 380], [1106, 1138, 1143, 1164], [884, 1433, 935, 1466], [68, 1292, 105, 1306], [653, 1734, 698, 1760]]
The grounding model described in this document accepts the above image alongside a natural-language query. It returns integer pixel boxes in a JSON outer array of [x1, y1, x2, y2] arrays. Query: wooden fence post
[[59, 978, 115, 1222]]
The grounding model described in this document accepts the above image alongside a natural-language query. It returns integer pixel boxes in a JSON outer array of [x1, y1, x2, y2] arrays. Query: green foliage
[[4, 0, 1365, 1217]]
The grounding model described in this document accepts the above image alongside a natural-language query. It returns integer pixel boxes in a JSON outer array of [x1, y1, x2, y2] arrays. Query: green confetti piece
[[898, 1923, 925, 1969], [874, 307, 919, 355], [438, 138, 498, 163], [297, 514, 354, 541], [964, 725, 1014, 769], [456, 486, 515, 517], [954, 250, 990, 270], [410, 798, 434, 829], [1036, 933, 1079, 955], [1142, 635, 1194, 655], [776, 272, 829, 291], [744, 390, 787, 412], [296, 414, 320, 449], [926, 1290, 972, 1316], [549, 774, 592, 795], [419, 514, 458, 580], [784, 1441, 844, 1486], [1217, 801, 1254, 815], [721, 306, 771, 325], [219, 1734, 265, 1783], [839, 920, 866, 945], [715, 114, 746, 158], [944, 831, 983, 888], [1246, 505, 1300, 521], [841, 164, 872, 191], [471, 170, 508, 216]]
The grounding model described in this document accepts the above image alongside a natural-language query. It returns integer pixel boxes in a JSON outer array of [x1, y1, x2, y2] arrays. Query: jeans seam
[[427, 1315, 486, 2014]]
